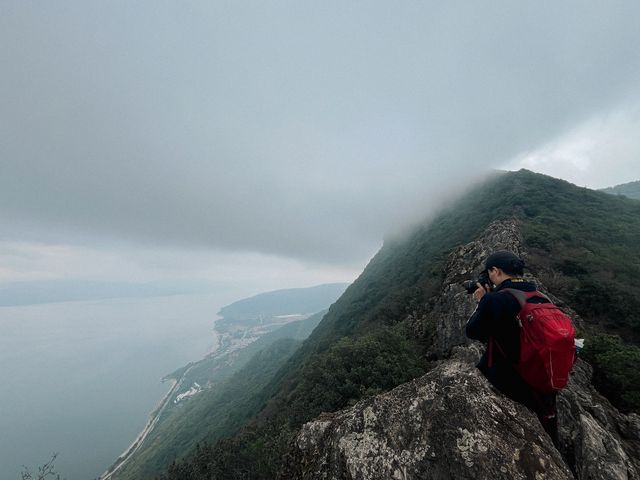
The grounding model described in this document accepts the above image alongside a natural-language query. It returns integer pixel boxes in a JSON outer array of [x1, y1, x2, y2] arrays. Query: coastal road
[[99, 365, 194, 480]]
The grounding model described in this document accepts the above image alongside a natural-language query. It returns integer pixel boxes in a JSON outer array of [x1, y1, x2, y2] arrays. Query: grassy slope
[[159, 170, 640, 479]]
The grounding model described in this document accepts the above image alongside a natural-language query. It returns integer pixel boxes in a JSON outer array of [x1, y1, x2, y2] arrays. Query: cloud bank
[[2, 1, 640, 265]]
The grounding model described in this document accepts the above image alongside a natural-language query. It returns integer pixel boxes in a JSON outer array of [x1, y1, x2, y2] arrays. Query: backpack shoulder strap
[[499, 288, 550, 308]]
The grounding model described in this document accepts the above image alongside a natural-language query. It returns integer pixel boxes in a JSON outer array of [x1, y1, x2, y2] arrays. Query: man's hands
[[473, 282, 491, 303]]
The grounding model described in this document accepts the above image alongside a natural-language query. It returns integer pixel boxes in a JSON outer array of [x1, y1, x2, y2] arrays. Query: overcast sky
[[1, 1, 640, 296]]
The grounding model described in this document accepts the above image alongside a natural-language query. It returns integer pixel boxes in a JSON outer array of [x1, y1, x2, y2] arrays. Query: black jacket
[[465, 278, 547, 404]]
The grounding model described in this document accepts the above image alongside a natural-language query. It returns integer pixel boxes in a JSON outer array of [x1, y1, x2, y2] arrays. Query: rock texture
[[281, 219, 640, 479], [428, 219, 582, 358], [559, 360, 640, 479], [280, 347, 573, 480]]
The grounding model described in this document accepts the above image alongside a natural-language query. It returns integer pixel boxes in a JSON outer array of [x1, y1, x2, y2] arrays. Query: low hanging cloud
[[2, 1, 640, 265]]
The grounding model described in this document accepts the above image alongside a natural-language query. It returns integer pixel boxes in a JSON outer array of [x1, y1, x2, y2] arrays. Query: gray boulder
[[558, 359, 640, 479], [281, 348, 573, 480]]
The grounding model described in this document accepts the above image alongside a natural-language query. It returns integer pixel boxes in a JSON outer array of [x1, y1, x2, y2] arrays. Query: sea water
[[0, 293, 234, 480]]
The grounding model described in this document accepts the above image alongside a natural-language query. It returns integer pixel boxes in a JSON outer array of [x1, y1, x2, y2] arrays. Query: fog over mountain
[[1, 1, 640, 289]]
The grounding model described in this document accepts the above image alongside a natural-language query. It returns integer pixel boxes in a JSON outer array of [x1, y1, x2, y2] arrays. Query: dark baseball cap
[[484, 250, 525, 275]]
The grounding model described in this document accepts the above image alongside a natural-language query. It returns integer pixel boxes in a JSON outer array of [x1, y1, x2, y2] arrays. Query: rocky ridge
[[281, 220, 640, 479]]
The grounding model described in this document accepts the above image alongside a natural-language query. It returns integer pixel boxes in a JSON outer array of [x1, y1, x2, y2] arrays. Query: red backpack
[[492, 289, 576, 393]]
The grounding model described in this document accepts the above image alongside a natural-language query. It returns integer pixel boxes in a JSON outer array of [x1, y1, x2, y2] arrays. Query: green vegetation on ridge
[[582, 334, 640, 413], [601, 180, 640, 200]]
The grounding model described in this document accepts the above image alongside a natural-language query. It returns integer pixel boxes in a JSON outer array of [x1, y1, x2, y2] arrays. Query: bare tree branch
[[20, 453, 61, 480]]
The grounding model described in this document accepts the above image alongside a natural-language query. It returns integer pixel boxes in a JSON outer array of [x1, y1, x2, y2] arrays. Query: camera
[[462, 269, 492, 294]]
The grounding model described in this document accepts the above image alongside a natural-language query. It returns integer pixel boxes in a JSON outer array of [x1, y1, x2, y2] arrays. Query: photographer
[[465, 250, 559, 445]]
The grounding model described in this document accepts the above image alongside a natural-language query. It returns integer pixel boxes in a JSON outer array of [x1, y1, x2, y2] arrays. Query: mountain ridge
[[600, 180, 640, 199], [157, 170, 640, 479]]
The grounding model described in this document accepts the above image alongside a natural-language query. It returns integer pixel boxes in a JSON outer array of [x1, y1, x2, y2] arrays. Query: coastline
[[99, 313, 225, 479], [98, 363, 198, 480], [99, 311, 308, 478], [99, 375, 182, 480]]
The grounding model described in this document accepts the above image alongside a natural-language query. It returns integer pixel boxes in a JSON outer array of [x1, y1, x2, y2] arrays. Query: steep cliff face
[[282, 220, 640, 479], [560, 360, 640, 479]]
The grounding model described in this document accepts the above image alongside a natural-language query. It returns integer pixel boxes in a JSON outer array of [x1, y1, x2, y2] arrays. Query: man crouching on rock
[[465, 250, 559, 446]]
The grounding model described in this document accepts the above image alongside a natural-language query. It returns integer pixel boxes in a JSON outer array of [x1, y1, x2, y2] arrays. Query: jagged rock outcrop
[[559, 360, 640, 479], [428, 218, 582, 358], [426, 219, 526, 358], [281, 219, 640, 479], [280, 346, 573, 480]]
